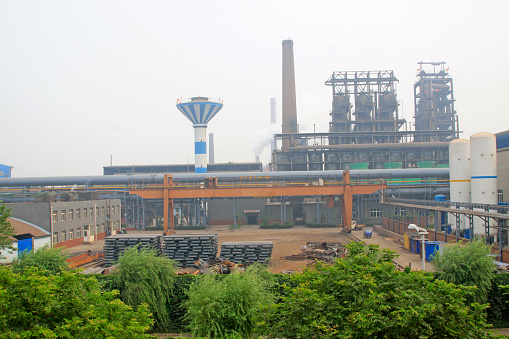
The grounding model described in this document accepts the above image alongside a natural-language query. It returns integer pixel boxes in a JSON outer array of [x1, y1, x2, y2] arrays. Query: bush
[[112, 245, 177, 331], [260, 221, 294, 229], [185, 264, 274, 338], [306, 223, 339, 228], [433, 238, 496, 303], [260, 241, 497, 339], [0, 266, 153, 338], [11, 245, 68, 275]]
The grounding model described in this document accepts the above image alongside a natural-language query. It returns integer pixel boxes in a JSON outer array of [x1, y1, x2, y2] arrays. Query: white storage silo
[[448, 139, 471, 233], [471, 132, 498, 236]]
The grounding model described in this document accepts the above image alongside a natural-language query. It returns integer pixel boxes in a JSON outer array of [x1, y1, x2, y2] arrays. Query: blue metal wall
[[0, 164, 11, 178]]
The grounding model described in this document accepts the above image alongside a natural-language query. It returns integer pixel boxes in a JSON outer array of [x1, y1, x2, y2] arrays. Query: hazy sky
[[1, 1, 508, 177]]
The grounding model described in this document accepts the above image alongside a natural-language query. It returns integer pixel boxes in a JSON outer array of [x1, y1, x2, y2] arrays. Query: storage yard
[[68, 224, 434, 273]]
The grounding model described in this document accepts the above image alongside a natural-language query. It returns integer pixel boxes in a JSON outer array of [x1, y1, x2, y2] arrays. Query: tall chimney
[[282, 39, 298, 151], [209, 133, 215, 164]]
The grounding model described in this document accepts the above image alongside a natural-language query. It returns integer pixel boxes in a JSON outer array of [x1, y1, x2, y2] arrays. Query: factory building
[[497, 130, 509, 204], [6, 198, 122, 248], [0, 218, 51, 264]]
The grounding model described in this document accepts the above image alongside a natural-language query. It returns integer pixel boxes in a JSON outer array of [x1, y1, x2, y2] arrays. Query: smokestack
[[255, 155, 260, 163], [282, 39, 298, 151], [209, 133, 215, 164]]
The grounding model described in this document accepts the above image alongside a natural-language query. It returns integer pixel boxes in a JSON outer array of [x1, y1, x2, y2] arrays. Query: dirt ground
[[69, 224, 433, 273]]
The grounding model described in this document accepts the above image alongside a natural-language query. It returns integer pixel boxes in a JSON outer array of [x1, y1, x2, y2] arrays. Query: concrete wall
[[7, 203, 51, 232], [209, 198, 268, 225]]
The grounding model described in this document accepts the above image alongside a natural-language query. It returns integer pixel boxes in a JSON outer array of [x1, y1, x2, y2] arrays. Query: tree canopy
[[260, 242, 499, 339], [0, 203, 16, 257], [0, 266, 153, 338], [12, 244, 69, 275]]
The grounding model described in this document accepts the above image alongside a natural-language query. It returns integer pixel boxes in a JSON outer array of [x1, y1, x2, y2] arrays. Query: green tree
[[12, 244, 68, 275], [112, 245, 177, 331], [0, 203, 16, 257], [260, 242, 498, 339], [185, 264, 274, 339], [0, 266, 153, 338], [433, 238, 496, 303]]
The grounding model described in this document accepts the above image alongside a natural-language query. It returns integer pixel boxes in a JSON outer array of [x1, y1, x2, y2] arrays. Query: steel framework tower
[[414, 62, 459, 142]]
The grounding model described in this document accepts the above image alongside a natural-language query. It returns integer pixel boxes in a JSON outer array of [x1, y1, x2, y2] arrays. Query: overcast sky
[[1, 1, 508, 177]]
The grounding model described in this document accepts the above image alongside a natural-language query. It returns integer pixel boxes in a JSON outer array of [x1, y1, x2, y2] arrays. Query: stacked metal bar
[[220, 241, 273, 264], [162, 234, 218, 268], [104, 234, 162, 267]]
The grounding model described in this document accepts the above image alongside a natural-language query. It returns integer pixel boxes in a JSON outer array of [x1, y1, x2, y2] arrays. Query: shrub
[[0, 266, 153, 338], [185, 264, 274, 338], [112, 245, 177, 331], [433, 238, 496, 303], [11, 245, 68, 275]]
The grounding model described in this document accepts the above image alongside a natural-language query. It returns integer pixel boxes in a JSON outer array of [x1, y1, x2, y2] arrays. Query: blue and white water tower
[[176, 97, 223, 173]]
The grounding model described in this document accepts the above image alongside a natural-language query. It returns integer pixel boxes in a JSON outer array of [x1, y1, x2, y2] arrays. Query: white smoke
[[252, 124, 280, 160]]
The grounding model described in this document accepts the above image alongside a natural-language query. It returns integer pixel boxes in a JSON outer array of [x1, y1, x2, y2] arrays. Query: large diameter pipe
[[0, 168, 449, 188], [282, 39, 298, 151]]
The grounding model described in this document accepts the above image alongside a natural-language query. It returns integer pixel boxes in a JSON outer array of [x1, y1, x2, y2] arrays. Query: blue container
[[425, 241, 442, 262], [410, 239, 416, 253], [464, 229, 471, 239], [434, 194, 447, 201], [413, 239, 421, 255]]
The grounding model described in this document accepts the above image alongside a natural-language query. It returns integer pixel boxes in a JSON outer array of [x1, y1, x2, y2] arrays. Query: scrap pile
[[283, 241, 345, 263], [190, 258, 245, 275], [220, 241, 273, 264], [104, 234, 162, 267], [162, 234, 218, 268]]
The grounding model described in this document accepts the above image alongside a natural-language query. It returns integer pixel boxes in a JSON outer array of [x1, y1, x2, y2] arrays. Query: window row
[[52, 221, 121, 244], [52, 205, 121, 222]]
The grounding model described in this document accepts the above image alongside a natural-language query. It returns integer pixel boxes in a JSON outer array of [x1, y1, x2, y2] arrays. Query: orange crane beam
[[129, 171, 386, 235]]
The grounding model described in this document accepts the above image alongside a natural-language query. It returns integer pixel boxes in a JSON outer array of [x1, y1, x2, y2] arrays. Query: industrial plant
[[1, 39, 508, 267]]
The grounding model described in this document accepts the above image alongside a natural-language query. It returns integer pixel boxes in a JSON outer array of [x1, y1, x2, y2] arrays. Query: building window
[[53, 232, 58, 243], [83, 208, 87, 218], [102, 223, 105, 232], [96, 208, 99, 217], [76, 209, 80, 219], [61, 231, 66, 242], [90, 208, 93, 217], [96, 224, 99, 235], [61, 210, 66, 221], [370, 208, 381, 218], [101, 207, 105, 216], [76, 228, 81, 238], [89, 225, 94, 235], [69, 229, 74, 240], [117, 205, 120, 214], [499, 190, 504, 203], [69, 209, 73, 220], [107, 206, 111, 216], [52, 211, 58, 223]]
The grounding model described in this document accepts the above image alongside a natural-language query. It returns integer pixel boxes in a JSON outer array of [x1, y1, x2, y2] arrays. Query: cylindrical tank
[[448, 139, 471, 232], [471, 132, 498, 236]]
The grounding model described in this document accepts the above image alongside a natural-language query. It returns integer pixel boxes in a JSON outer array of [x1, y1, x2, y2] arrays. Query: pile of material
[[162, 234, 218, 268], [283, 241, 345, 263], [220, 241, 273, 264], [190, 258, 245, 275], [104, 234, 162, 267]]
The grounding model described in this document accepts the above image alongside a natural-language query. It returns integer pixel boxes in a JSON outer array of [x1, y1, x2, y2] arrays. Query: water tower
[[176, 97, 223, 173]]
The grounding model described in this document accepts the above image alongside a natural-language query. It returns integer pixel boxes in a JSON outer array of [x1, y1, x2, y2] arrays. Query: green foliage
[[260, 221, 294, 229], [260, 216, 270, 227], [0, 266, 153, 338], [112, 245, 177, 331], [185, 264, 274, 339], [167, 274, 198, 331], [11, 244, 68, 275], [433, 238, 496, 303], [260, 241, 496, 339], [487, 274, 509, 327], [0, 203, 16, 256], [306, 223, 339, 228]]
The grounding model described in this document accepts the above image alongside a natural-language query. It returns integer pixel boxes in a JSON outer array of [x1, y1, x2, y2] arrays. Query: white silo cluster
[[449, 132, 498, 236]]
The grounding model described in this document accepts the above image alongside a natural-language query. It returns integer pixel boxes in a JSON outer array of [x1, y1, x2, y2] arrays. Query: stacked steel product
[[162, 234, 218, 268], [103, 234, 162, 267], [220, 241, 273, 264]]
